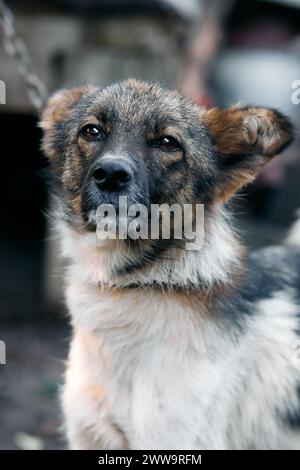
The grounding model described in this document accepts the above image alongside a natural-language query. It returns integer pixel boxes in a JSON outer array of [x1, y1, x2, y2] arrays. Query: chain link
[[0, 0, 48, 110]]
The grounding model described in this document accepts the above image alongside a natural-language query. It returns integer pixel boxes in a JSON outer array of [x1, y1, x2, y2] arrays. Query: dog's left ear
[[203, 105, 294, 202]]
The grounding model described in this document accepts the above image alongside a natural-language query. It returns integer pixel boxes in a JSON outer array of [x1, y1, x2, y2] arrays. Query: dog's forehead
[[81, 80, 198, 127]]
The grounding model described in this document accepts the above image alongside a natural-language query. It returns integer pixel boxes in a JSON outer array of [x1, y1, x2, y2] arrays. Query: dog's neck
[[58, 207, 244, 293]]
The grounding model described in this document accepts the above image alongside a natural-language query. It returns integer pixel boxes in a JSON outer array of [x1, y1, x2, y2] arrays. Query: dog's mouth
[[82, 189, 151, 234]]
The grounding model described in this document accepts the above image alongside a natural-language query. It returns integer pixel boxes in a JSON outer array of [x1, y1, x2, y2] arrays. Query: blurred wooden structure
[[1, 4, 182, 112]]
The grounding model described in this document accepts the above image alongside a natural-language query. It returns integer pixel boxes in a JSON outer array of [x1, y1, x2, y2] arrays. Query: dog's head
[[40, 79, 293, 232]]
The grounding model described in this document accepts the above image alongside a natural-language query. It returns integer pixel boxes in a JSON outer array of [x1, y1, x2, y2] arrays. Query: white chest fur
[[62, 277, 300, 450], [63, 280, 239, 450], [60, 223, 300, 450]]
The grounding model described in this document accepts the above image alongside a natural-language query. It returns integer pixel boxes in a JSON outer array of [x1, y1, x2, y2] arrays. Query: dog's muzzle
[[91, 159, 134, 193]]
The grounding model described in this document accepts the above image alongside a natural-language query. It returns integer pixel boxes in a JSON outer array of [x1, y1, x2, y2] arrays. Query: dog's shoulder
[[222, 246, 300, 441], [214, 245, 300, 327], [246, 245, 300, 302], [226, 245, 300, 310]]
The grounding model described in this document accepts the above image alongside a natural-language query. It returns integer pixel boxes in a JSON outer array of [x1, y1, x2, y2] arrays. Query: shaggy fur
[[40, 79, 300, 450]]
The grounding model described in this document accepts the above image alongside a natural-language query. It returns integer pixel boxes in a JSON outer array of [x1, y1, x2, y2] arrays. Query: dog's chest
[[66, 282, 237, 449], [115, 342, 234, 450]]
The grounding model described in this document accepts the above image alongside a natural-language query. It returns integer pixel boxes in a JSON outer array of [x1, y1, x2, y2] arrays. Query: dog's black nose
[[92, 160, 133, 192]]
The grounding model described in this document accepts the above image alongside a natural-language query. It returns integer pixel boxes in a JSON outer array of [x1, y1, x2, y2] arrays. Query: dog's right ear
[[39, 85, 96, 160], [39, 85, 95, 131]]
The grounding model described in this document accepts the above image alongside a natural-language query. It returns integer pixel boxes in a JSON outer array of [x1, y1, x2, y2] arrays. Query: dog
[[40, 79, 300, 450]]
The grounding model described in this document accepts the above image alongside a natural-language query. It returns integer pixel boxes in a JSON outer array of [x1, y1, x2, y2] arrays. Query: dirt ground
[[0, 322, 69, 450]]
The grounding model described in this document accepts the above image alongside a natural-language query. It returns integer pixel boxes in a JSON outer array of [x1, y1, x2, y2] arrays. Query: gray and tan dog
[[40, 79, 300, 450]]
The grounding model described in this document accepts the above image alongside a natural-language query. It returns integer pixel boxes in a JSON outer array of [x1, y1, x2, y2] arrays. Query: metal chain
[[0, 0, 48, 110]]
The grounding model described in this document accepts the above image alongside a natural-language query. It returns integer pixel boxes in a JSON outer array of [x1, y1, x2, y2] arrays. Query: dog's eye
[[154, 136, 181, 152], [80, 124, 103, 141]]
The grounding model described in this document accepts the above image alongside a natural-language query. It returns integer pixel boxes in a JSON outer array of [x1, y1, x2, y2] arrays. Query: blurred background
[[0, 0, 299, 450]]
